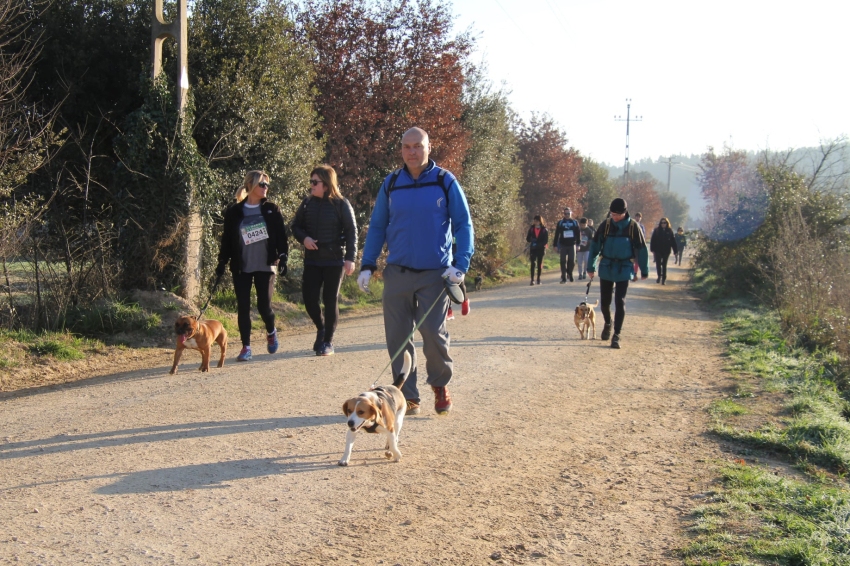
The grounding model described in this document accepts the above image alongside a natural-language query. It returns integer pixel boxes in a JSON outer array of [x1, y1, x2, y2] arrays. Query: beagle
[[574, 299, 599, 340], [339, 351, 412, 466]]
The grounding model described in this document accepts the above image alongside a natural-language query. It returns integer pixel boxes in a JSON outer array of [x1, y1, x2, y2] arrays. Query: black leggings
[[599, 278, 629, 335], [655, 253, 670, 280], [233, 271, 276, 346], [302, 264, 345, 343], [530, 250, 545, 281]]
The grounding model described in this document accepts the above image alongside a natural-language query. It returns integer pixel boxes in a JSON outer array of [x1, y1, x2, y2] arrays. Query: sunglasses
[[310, 179, 322, 186], [258, 182, 269, 188]]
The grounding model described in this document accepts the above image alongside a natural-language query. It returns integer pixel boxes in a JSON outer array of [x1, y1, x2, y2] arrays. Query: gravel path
[[0, 262, 728, 565]]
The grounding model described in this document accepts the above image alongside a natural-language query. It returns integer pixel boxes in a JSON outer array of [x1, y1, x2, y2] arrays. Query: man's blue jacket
[[361, 160, 474, 273]]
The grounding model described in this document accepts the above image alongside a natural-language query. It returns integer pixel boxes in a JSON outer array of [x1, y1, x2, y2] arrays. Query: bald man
[[358, 127, 474, 415]]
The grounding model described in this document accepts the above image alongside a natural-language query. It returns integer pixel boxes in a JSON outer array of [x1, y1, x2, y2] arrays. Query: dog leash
[[584, 279, 592, 303], [369, 288, 447, 389], [197, 273, 223, 321]]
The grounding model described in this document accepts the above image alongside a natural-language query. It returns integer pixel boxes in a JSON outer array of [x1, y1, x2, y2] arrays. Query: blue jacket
[[587, 214, 649, 282], [361, 160, 474, 272]]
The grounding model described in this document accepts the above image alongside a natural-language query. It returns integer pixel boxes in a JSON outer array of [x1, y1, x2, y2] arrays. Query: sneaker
[[568, 275, 574, 282], [446, 308, 455, 321], [560, 278, 566, 284], [600, 323, 612, 341], [312, 328, 324, 352], [656, 276, 661, 283], [317, 342, 334, 356], [611, 334, 621, 349], [461, 299, 470, 316], [432, 386, 452, 414], [530, 281, 535, 286], [536, 280, 541, 285], [267, 330, 279, 354], [236, 346, 252, 362], [406, 400, 421, 415]]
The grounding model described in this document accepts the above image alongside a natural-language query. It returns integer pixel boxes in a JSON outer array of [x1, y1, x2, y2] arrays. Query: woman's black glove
[[278, 253, 288, 276], [215, 263, 226, 278]]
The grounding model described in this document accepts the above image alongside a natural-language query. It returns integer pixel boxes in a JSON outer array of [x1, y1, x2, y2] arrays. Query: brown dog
[[170, 315, 227, 374], [574, 300, 599, 340]]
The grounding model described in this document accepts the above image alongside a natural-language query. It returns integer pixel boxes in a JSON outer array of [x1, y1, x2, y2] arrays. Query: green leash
[[370, 288, 447, 389]]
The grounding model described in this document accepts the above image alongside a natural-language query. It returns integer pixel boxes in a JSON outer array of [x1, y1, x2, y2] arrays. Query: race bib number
[[564, 230, 574, 239], [241, 221, 269, 245], [581, 234, 588, 246]]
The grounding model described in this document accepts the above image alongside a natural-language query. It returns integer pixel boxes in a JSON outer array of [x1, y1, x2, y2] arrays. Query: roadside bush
[[61, 300, 161, 336]]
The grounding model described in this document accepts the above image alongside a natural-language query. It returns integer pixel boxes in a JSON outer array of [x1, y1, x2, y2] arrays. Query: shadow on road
[[95, 454, 342, 494], [0, 416, 339, 460]]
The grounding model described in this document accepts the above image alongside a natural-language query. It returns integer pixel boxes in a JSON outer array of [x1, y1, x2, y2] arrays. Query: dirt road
[[0, 262, 729, 565]]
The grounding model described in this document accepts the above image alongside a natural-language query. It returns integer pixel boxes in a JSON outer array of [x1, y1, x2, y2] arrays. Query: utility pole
[[151, 0, 202, 302], [660, 156, 682, 192], [614, 99, 642, 183]]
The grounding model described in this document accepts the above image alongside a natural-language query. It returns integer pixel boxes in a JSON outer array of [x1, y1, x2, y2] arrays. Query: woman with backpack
[[291, 165, 357, 356], [649, 217, 678, 285], [526, 215, 549, 285]]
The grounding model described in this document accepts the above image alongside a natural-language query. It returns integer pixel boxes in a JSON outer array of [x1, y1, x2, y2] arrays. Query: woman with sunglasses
[[215, 170, 290, 362], [291, 165, 357, 356], [649, 217, 678, 285]]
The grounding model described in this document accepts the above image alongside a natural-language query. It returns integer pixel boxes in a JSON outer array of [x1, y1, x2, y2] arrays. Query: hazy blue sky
[[450, 0, 849, 166]]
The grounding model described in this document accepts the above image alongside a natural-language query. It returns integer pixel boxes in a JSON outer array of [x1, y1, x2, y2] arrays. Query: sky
[[450, 0, 849, 167]]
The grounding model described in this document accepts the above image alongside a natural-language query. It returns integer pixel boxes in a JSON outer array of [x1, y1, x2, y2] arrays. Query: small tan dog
[[169, 315, 227, 374], [574, 299, 599, 340], [339, 351, 412, 466]]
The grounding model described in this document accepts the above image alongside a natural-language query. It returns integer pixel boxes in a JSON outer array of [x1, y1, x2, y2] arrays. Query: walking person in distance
[[357, 127, 474, 416], [526, 215, 549, 285], [674, 227, 687, 265], [553, 207, 581, 282], [649, 217, 678, 285], [291, 165, 357, 356], [586, 198, 648, 349], [215, 171, 289, 362], [576, 217, 595, 280]]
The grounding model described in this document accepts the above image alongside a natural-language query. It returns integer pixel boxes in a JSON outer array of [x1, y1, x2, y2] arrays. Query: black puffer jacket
[[216, 199, 289, 276], [291, 195, 357, 264], [650, 227, 679, 257]]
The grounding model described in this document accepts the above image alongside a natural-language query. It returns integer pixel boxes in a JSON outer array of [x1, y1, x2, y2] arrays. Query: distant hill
[[602, 144, 849, 224]]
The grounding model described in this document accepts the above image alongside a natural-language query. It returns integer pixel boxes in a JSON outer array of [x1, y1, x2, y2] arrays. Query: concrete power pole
[[660, 156, 682, 192], [152, 0, 202, 302], [614, 99, 642, 183]]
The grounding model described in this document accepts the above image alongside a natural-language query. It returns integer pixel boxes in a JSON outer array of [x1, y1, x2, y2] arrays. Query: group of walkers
[[214, 127, 474, 416], [525, 200, 688, 349], [209, 121, 693, 417]]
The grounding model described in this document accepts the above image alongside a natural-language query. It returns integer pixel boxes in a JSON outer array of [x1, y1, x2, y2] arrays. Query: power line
[[492, 0, 536, 45], [659, 156, 682, 192], [541, 0, 570, 38]]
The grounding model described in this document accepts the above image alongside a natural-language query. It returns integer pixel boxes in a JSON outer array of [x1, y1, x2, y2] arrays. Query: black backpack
[[385, 168, 450, 205]]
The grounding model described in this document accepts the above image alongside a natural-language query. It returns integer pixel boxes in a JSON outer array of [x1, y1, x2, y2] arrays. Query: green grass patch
[[63, 300, 161, 336], [0, 329, 104, 362], [711, 307, 850, 474], [710, 399, 749, 417], [682, 463, 850, 565]]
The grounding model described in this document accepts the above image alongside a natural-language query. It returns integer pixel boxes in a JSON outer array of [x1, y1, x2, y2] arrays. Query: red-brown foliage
[[619, 178, 664, 227], [301, 0, 470, 210], [517, 114, 585, 223]]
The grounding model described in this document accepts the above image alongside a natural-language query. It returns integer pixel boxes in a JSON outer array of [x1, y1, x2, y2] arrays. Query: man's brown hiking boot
[[432, 386, 452, 414], [406, 400, 421, 416]]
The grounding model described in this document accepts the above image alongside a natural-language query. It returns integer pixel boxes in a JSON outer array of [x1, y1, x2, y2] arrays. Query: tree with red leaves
[[617, 177, 664, 228], [517, 113, 585, 223], [300, 0, 470, 215]]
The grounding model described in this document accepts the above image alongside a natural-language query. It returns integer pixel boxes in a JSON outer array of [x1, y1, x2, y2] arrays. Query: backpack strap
[[385, 168, 450, 205]]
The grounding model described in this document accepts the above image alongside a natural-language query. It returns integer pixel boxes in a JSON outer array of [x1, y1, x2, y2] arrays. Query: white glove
[[357, 270, 372, 293], [442, 266, 465, 285]]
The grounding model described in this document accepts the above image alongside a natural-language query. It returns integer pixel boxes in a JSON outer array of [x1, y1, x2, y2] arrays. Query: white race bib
[[580, 234, 588, 246], [564, 230, 574, 239], [241, 221, 269, 245]]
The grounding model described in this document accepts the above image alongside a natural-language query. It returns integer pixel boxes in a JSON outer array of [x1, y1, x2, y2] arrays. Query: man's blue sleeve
[[448, 179, 474, 272], [361, 180, 390, 270]]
